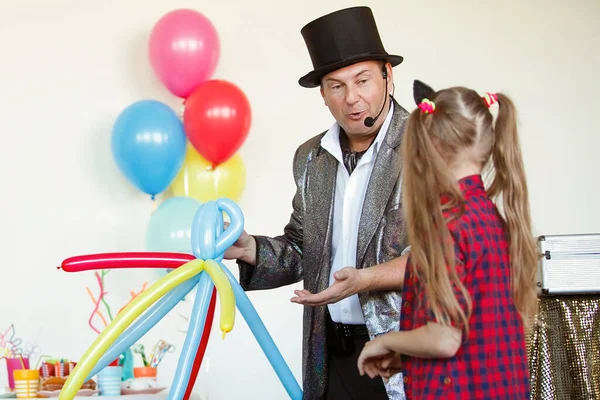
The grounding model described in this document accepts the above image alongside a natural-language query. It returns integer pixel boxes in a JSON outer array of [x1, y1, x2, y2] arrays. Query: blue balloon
[[182, 199, 301, 399], [214, 198, 244, 256], [191, 203, 218, 261], [222, 264, 302, 400], [169, 273, 214, 400], [189, 198, 241, 264], [112, 100, 187, 197]]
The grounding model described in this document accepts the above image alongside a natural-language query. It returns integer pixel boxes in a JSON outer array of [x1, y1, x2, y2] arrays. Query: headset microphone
[[364, 65, 389, 128]]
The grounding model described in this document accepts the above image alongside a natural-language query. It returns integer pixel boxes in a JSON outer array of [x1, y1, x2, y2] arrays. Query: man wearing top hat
[[224, 6, 409, 399]]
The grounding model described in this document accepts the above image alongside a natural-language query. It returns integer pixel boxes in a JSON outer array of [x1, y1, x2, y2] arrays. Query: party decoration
[[59, 258, 233, 400], [146, 196, 202, 254], [147, 340, 176, 367], [107, 9, 254, 201], [0, 324, 41, 360], [58, 199, 302, 400], [183, 79, 252, 165], [132, 344, 148, 366], [120, 348, 134, 381], [84, 269, 148, 334], [61, 252, 195, 272], [146, 196, 203, 278], [111, 100, 187, 198], [82, 274, 214, 382], [171, 145, 246, 202], [149, 9, 220, 98], [85, 271, 110, 335]]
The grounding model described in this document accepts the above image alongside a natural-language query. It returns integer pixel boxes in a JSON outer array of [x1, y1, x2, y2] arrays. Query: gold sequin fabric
[[528, 296, 600, 400]]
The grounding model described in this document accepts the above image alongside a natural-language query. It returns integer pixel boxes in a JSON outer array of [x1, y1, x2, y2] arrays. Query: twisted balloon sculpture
[[57, 198, 302, 400]]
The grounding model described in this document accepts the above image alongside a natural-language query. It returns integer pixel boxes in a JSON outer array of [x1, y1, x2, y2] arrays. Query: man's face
[[320, 60, 392, 138]]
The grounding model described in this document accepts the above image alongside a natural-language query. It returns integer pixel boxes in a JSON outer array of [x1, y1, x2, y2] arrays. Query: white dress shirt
[[319, 103, 395, 324]]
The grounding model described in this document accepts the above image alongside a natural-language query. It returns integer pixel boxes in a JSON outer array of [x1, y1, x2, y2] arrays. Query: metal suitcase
[[537, 233, 600, 295]]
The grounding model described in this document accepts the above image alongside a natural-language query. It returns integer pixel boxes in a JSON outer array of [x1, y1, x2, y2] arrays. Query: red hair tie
[[418, 98, 435, 114], [482, 92, 498, 108]]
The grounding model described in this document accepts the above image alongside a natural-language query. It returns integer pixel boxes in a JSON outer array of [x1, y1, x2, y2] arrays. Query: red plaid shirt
[[399, 175, 531, 399]]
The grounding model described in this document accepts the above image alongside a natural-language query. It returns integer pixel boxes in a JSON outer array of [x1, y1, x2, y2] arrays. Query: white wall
[[0, 0, 598, 398]]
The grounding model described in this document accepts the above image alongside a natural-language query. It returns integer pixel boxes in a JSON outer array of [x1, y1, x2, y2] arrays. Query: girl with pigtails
[[356, 80, 538, 399]]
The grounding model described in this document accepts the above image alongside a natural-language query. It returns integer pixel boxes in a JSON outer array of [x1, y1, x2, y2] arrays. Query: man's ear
[[384, 62, 393, 93], [320, 85, 328, 106]]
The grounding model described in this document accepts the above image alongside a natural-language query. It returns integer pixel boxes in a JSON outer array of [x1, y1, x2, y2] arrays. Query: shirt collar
[[458, 174, 485, 194], [441, 174, 485, 205], [321, 101, 394, 164]]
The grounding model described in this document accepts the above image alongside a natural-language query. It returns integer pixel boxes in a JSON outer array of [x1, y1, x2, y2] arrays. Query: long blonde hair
[[401, 85, 538, 335]]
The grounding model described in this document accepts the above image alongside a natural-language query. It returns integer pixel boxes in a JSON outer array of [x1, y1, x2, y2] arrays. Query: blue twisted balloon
[[172, 198, 302, 400]]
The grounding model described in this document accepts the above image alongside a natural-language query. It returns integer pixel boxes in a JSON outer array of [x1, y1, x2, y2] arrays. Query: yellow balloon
[[59, 259, 236, 400], [204, 259, 236, 337], [171, 145, 246, 202]]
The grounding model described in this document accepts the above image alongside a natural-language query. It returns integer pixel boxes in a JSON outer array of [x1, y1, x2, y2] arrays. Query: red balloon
[[60, 250, 215, 400], [183, 80, 251, 165], [59, 252, 195, 272]]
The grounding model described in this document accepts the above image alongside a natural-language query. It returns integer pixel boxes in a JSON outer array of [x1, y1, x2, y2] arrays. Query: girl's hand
[[379, 352, 403, 381], [357, 336, 401, 379]]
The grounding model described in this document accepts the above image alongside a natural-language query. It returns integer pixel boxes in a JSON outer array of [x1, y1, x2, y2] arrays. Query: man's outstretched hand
[[290, 266, 363, 306], [222, 222, 257, 265]]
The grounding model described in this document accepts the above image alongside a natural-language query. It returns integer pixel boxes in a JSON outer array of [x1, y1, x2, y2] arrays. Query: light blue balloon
[[189, 198, 241, 263], [147, 196, 202, 279], [111, 100, 187, 198], [191, 203, 219, 261], [222, 264, 302, 400], [146, 197, 202, 254], [168, 273, 214, 400], [215, 198, 244, 256], [187, 200, 302, 399]]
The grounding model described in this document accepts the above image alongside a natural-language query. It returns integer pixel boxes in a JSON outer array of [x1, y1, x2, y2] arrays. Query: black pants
[[325, 317, 388, 399]]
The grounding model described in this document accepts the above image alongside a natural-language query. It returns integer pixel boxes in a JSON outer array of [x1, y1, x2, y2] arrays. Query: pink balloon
[[149, 9, 220, 98]]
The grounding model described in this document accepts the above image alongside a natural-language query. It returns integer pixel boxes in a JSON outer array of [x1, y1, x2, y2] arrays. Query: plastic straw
[[35, 355, 53, 369]]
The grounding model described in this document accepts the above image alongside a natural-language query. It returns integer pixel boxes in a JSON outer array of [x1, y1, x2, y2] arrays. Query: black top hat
[[298, 6, 403, 88]]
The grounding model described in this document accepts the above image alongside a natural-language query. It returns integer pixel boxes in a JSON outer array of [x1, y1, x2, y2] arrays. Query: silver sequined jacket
[[238, 100, 410, 400]]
